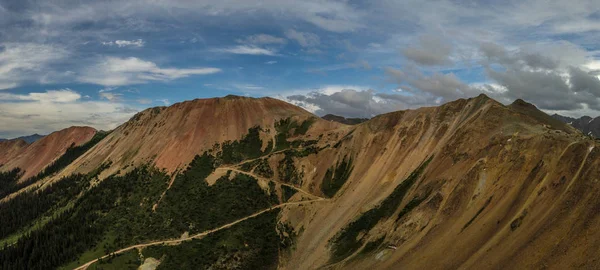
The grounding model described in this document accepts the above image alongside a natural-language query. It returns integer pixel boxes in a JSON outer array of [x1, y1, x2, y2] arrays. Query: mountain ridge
[[1, 94, 599, 269], [58, 95, 344, 180], [0, 126, 96, 180], [322, 114, 369, 125], [0, 134, 45, 144], [552, 113, 600, 138]]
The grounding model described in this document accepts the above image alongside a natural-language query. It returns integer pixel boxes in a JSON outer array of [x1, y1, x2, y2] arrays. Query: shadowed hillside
[[553, 113, 600, 138]]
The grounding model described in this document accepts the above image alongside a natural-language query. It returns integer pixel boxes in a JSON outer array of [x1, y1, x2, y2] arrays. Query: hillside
[[0, 127, 96, 180], [288, 94, 595, 269], [0, 139, 28, 166], [59, 95, 343, 180], [1, 94, 599, 270]]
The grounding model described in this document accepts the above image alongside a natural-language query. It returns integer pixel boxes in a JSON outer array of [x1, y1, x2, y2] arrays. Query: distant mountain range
[[551, 114, 600, 138], [0, 134, 45, 144], [322, 114, 369, 125]]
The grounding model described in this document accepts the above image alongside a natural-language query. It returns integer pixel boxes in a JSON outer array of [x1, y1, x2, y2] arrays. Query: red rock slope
[[0, 139, 28, 166], [0, 126, 97, 180], [62, 96, 341, 177]]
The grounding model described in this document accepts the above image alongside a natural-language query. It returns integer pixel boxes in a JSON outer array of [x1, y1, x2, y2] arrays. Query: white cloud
[[402, 34, 453, 66], [116, 39, 144, 47], [584, 60, 600, 72], [99, 87, 117, 93], [102, 39, 145, 47], [285, 29, 320, 47], [212, 45, 278, 56], [0, 89, 81, 103], [265, 61, 278, 64], [24, 0, 364, 33], [79, 57, 221, 86], [237, 34, 286, 45], [0, 89, 137, 138], [285, 88, 409, 118], [0, 43, 68, 89], [99, 92, 123, 102], [275, 84, 370, 98], [234, 84, 265, 91], [0, 82, 18, 90], [137, 98, 152, 104], [553, 20, 600, 34]]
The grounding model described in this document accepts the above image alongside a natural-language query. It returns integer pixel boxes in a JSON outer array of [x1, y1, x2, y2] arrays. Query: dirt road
[[74, 199, 326, 270], [215, 167, 325, 200]]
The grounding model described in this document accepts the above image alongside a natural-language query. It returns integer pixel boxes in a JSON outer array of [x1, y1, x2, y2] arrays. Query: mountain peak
[[62, 95, 333, 177], [508, 98, 576, 133], [510, 98, 538, 109], [0, 126, 97, 180], [475, 93, 491, 100]]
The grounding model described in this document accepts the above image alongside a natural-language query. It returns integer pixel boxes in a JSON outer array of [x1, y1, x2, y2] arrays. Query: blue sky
[[1, 0, 600, 138]]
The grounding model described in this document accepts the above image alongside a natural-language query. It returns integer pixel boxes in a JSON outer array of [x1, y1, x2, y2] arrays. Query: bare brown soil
[[0, 126, 96, 180]]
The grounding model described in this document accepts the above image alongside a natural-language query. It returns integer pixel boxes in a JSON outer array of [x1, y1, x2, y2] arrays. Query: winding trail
[[77, 135, 330, 269], [75, 198, 326, 270], [216, 167, 325, 200]]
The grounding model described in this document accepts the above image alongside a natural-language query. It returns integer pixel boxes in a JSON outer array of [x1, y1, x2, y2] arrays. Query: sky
[[1, 0, 600, 138]]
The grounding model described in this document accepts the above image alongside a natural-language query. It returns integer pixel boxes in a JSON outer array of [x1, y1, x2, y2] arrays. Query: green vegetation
[[240, 159, 261, 172], [321, 155, 354, 197], [274, 117, 316, 151], [88, 250, 140, 270], [159, 155, 274, 235], [0, 131, 109, 201], [291, 139, 318, 148], [329, 157, 432, 263], [0, 168, 24, 199], [143, 211, 281, 270], [275, 118, 298, 151], [0, 148, 277, 270], [32, 131, 109, 181], [294, 117, 316, 136], [255, 159, 274, 178], [277, 152, 303, 186], [0, 173, 90, 241], [461, 196, 493, 232], [285, 146, 320, 158], [277, 221, 296, 251], [281, 185, 298, 202], [359, 236, 385, 255], [0, 124, 316, 269], [219, 126, 268, 164], [268, 181, 280, 204]]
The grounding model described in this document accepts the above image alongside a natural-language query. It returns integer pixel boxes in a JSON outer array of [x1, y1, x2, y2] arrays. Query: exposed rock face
[[0, 139, 28, 166], [281, 95, 598, 269], [60, 96, 342, 178], [552, 113, 600, 138], [0, 126, 96, 180]]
